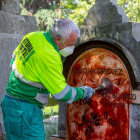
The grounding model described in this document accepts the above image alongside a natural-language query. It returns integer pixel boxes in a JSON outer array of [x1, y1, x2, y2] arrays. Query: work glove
[[81, 86, 95, 101]]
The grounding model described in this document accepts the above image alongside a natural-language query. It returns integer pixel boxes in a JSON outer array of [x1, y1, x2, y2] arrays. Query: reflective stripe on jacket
[[6, 31, 84, 107]]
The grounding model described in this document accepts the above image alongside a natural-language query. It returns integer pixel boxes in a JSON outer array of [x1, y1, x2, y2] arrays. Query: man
[[1, 18, 95, 140]]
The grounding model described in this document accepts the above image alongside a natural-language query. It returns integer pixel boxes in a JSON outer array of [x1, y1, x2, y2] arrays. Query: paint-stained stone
[[72, 23, 140, 84], [60, 0, 140, 139]]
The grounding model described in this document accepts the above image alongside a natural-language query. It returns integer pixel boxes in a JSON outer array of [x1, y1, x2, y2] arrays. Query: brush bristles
[[101, 78, 113, 94]]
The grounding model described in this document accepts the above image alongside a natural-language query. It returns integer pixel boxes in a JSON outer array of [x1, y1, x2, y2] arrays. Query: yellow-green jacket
[[6, 31, 84, 107]]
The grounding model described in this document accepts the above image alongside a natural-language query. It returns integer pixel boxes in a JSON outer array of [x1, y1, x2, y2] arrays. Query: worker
[[1, 18, 95, 140]]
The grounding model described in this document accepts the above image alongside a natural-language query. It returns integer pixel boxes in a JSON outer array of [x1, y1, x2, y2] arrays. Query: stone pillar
[[0, 1, 36, 139]]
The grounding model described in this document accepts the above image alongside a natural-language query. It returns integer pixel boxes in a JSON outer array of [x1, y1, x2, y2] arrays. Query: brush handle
[[94, 85, 104, 91]]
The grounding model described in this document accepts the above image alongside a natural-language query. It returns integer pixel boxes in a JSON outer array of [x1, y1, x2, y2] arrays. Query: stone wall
[[0, 0, 36, 139]]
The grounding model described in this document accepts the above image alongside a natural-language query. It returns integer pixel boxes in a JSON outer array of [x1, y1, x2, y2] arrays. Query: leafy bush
[[47, 96, 58, 106], [34, 9, 56, 31], [20, 3, 29, 15], [118, 0, 140, 23], [61, 0, 95, 26]]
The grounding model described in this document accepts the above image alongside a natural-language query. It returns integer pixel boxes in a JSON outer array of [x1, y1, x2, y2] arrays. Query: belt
[[5, 93, 29, 103]]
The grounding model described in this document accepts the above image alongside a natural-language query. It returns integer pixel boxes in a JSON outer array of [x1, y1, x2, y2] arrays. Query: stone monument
[[0, 0, 36, 139], [57, 0, 140, 139]]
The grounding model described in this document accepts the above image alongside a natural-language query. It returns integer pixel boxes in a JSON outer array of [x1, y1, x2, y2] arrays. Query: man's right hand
[[81, 86, 95, 101]]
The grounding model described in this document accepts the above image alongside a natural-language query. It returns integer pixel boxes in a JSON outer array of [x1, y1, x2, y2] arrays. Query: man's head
[[50, 18, 80, 54]]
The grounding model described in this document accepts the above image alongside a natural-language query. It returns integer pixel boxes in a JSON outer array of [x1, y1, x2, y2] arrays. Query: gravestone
[[0, 1, 36, 139], [58, 0, 140, 139]]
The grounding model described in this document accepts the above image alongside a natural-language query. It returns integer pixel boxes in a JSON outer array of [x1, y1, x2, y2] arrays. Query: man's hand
[[81, 86, 95, 101]]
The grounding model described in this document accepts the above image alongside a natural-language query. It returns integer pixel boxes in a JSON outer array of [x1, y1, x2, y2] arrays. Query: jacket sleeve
[[39, 64, 85, 104]]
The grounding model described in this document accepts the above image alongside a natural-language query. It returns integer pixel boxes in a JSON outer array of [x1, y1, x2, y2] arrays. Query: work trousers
[[1, 94, 45, 140]]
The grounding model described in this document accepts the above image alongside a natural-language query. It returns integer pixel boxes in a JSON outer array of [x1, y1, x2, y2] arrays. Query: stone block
[[58, 102, 66, 138], [0, 121, 6, 140], [12, 14, 26, 35], [1, 0, 20, 14], [23, 15, 37, 34], [0, 34, 23, 105], [0, 109, 3, 129], [95, 0, 117, 9], [0, 123, 2, 140], [0, 11, 36, 35], [130, 104, 140, 140], [0, 11, 15, 34], [0, 35, 23, 140], [117, 23, 133, 48], [132, 22, 140, 42]]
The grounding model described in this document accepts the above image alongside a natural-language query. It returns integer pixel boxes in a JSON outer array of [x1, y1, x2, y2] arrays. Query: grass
[[43, 105, 59, 119], [42, 95, 59, 119], [42, 95, 59, 140], [44, 120, 58, 140]]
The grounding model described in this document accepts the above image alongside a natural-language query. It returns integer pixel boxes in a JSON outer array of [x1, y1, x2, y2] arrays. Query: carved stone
[[84, 0, 129, 26]]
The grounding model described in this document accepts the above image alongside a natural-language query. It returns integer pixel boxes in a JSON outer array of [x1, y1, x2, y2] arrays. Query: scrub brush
[[94, 78, 113, 94]]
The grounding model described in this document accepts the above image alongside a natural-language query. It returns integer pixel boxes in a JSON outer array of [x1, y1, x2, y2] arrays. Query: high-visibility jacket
[[6, 31, 85, 107]]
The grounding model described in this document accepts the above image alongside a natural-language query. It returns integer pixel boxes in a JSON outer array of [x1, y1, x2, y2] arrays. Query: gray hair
[[50, 18, 80, 41]]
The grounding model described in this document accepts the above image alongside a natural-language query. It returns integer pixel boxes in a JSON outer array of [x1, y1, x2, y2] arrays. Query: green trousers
[[1, 94, 45, 140]]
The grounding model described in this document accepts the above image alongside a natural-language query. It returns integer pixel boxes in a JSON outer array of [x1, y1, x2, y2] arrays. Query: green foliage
[[61, 0, 140, 26], [61, 0, 95, 26], [20, 0, 61, 31], [42, 95, 59, 119], [47, 96, 59, 106], [34, 9, 60, 31], [43, 105, 59, 119], [20, 0, 33, 6], [44, 120, 58, 140], [20, 0, 140, 31], [43, 97, 59, 139], [117, 0, 140, 23], [20, 3, 30, 15]]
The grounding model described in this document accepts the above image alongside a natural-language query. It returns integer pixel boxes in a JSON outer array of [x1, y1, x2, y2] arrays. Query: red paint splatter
[[67, 48, 130, 140]]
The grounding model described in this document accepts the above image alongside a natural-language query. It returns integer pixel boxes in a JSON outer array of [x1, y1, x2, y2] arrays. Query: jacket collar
[[43, 31, 59, 53]]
